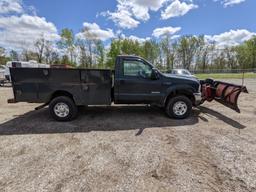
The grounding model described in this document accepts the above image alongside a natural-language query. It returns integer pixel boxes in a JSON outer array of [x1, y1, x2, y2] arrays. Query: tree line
[[1, 28, 256, 72]]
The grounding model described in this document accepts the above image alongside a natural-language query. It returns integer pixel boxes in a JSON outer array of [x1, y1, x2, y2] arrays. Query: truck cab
[[114, 55, 201, 110]]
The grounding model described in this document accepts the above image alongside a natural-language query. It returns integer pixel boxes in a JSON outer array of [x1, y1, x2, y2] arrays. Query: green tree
[[234, 45, 250, 69], [224, 47, 237, 69], [22, 50, 37, 62], [160, 35, 176, 70], [195, 36, 215, 72], [35, 37, 46, 63], [78, 27, 107, 68], [106, 39, 122, 69], [96, 40, 105, 68], [77, 39, 90, 68], [44, 41, 60, 64], [212, 51, 226, 70], [176, 36, 199, 70], [61, 55, 76, 67], [245, 36, 256, 69], [58, 28, 76, 65], [142, 40, 160, 65], [9, 50, 19, 61], [0, 47, 7, 65], [121, 39, 142, 56]]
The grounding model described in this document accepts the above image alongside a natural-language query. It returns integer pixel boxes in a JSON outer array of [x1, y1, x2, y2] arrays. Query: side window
[[123, 60, 152, 78]]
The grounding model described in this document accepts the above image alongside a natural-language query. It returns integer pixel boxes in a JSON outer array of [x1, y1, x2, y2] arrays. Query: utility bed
[[10, 68, 112, 105]]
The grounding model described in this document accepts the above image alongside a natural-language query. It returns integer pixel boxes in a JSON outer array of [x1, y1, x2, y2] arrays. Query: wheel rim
[[54, 102, 70, 118], [173, 101, 188, 116]]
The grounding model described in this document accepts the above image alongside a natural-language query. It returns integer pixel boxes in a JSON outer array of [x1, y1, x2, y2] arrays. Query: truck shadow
[[0, 105, 246, 136], [198, 106, 246, 130]]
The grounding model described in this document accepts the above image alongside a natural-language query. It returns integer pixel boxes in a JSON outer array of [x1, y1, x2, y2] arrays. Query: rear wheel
[[49, 96, 78, 121], [165, 95, 192, 119]]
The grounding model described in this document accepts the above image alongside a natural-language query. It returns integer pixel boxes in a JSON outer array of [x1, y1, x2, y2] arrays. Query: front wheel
[[165, 95, 192, 119], [49, 96, 78, 121]]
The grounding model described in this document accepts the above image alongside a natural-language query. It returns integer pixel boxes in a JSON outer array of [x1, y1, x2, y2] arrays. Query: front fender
[[162, 84, 197, 106]]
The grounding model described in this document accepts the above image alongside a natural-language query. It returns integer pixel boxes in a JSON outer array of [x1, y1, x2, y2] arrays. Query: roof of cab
[[118, 55, 140, 57]]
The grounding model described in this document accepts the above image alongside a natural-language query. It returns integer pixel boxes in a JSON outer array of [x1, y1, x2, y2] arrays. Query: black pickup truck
[[8, 55, 248, 121]]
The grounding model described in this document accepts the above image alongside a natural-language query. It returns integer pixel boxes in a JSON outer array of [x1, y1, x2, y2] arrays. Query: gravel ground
[[0, 79, 255, 192]]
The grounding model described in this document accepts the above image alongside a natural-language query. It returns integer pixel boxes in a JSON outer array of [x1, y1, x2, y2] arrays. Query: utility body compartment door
[[10, 68, 41, 102], [80, 70, 112, 105]]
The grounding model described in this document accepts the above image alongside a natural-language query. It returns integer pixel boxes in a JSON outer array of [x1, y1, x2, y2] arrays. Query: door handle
[[82, 83, 89, 91], [43, 69, 49, 76]]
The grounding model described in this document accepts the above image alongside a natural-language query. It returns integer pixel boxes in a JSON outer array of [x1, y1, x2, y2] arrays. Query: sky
[[0, 0, 255, 50]]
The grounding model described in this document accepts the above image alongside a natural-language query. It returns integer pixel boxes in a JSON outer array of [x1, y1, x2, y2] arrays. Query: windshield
[[181, 70, 191, 75]]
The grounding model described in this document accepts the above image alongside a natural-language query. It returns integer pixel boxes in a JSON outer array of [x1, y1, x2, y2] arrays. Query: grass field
[[195, 73, 256, 79]]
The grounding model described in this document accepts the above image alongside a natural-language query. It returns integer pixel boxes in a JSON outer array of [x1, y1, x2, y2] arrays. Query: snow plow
[[201, 79, 249, 113]]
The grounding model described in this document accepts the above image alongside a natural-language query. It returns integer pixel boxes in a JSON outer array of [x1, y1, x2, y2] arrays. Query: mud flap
[[201, 79, 249, 113]]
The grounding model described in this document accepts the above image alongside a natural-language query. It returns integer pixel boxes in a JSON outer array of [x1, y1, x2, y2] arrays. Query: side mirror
[[151, 68, 159, 80]]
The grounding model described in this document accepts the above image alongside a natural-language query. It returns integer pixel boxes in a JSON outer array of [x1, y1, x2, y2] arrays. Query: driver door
[[115, 58, 163, 104]]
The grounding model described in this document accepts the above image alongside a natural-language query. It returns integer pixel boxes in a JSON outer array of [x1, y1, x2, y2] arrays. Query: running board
[[35, 103, 48, 110]]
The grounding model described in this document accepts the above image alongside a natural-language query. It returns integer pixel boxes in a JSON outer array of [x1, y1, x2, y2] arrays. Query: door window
[[123, 60, 152, 78]]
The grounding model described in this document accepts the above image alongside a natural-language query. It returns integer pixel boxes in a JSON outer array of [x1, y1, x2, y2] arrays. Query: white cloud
[[76, 22, 115, 41], [0, 0, 23, 14], [161, 0, 198, 20], [119, 34, 150, 43], [215, 0, 246, 7], [102, 8, 140, 29], [170, 35, 181, 40], [102, 0, 167, 29], [0, 15, 60, 50], [127, 35, 150, 43], [206, 29, 255, 47], [134, 0, 168, 11], [131, 0, 168, 20], [152, 26, 181, 38], [0, 0, 59, 50]]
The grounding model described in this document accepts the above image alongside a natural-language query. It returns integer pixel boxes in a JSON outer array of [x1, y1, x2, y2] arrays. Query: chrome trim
[[198, 83, 201, 93], [194, 92, 202, 105]]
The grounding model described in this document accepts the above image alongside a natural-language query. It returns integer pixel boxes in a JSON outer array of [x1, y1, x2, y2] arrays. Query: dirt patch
[[0, 79, 256, 192]]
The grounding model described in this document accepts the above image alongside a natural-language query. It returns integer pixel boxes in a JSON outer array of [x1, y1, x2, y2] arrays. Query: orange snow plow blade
[[201, 79, 248, 113]]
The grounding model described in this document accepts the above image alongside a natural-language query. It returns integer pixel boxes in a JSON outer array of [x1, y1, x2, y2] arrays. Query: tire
[[49, 96, 78, 121], [165, 95, 192, 119]]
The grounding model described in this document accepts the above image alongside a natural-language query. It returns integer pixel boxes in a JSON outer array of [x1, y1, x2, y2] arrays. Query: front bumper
[[193, 92, 202, 106]]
